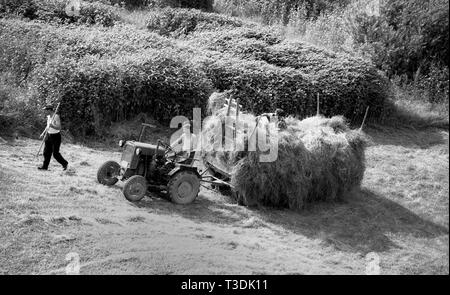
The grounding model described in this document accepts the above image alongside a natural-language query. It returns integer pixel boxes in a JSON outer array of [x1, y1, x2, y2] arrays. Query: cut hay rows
[[202, 94, 370, 210]]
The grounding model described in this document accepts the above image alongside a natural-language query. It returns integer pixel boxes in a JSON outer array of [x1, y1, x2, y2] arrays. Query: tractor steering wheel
[[157, 140, 178, 161]]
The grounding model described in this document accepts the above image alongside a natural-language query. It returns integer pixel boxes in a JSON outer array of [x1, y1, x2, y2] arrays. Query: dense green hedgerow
[[352, 0, 449, 80], [1, 5, 390, 136], [266, 42, 389, 119], [0, 19, 175, 84], [197, 52, 314, 116], [1, 18, 211, 135], [189, 28, 389, 119], [145, 7, 247, 37], [32, 52, 213, 136], [0, 0, 120, 27], [197, 51, 384, 120], [188, 26, 284, 49], [146, 0, 214, 11], [99, 0, 214, 10], [214, 0, 351, 25]]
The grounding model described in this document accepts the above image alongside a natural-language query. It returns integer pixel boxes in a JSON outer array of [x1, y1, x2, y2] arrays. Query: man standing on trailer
[[38, 104, 69, 171]]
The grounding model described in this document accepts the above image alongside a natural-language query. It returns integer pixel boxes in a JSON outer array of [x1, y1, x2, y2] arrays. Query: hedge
[[1, 7, 390, 137], [188, 29, 389, 119], [195, 51, 382, 120], [146, 7, 247, 37], [0, 19, 175, 84], [266, 42, 389, 119], [32, 51, 213, 136], [0, 0, 120, 27]]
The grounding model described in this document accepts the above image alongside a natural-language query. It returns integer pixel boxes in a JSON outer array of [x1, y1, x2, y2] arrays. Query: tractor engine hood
[[125, 141, 166, 156]]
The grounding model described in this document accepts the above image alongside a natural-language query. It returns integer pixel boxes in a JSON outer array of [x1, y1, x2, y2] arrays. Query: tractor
[[97, 123, 202, 204], [97, 95, 251, 204]]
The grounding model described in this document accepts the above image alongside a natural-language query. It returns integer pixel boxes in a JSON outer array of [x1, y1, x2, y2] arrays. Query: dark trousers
[[43, 133, 68, 169]]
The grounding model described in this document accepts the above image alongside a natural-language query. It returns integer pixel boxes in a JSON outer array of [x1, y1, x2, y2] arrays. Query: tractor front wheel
[[168, 170, 200, 205], [123, 175, 147, 202], [97, 161, 120, 186]]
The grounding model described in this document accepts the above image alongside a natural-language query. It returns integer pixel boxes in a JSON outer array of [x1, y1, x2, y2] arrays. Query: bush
[[32, 51, 213, 136], [352, 0, 449, 80], [0, 74, 42, 138], [392, 64, 450, 105], [0, 0, 37, 18], [102, 0, 213, 10], [0, 0, 121, 26], [148, 0, 213, 10], [198, 52, 314, 116], [265, 42, 389, 120], [105, 0, 151, 8], [146, 7, 245, 37], [213, 0, 351, 24], [1, 8, 390, 137], [0, 19, 175, 84], [0, 20, 58, 85], [1, 18, 213, 136], [187, 26, 283, 49], [417, 64, 449, 103], [189, 28, 389, 120]]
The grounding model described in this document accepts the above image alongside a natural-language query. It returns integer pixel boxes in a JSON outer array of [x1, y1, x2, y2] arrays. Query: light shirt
[[171, 132, 198, 153], [47, 114, 61, 134], [170, 132, 200, 162]]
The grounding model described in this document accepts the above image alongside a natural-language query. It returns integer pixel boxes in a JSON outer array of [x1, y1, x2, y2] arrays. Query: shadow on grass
[[255, 188, 449, 253], [366, 125, 448, 149], [377, 99, 449, 130], [136, 188, 448, 254]]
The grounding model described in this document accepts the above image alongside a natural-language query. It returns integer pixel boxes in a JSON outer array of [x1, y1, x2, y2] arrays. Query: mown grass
[[0, 124, 448, 274]]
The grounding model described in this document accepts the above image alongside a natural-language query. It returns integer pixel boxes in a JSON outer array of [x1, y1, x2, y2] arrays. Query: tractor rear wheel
[[97, 161, 120, 186], [168, 170, 200, 204], [123, 175, 147, 202]]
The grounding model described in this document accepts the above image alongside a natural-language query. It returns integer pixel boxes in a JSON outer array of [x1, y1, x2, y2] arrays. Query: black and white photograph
[[0, 0, 448, 278]]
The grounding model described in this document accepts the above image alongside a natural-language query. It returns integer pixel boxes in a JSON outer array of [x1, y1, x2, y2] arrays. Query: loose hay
[[201, 109, 369, 210], [207, 90, 233, 115]]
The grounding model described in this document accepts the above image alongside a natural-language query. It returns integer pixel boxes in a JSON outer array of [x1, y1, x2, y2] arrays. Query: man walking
[[38, 104, 69, 171]]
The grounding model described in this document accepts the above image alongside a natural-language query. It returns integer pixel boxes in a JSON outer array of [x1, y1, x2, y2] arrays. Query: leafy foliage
[[146, 7, 246, 37], [32, 51, 213, 136], [0, 5, 390, 136], [151, 0, 213, 11], [0, 0, 120, 26], [213, 0, 351, 24], [0, 19, 174, 85], [348, 0, 449, 103], [189, 28, 389, 119], [103, 0, 214, 10], [352, 0, 449, 79]]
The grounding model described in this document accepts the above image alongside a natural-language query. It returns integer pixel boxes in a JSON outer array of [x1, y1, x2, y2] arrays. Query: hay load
[[201, 99, 369, 210]]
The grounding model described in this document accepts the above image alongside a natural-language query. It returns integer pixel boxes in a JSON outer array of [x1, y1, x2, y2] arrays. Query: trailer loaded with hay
[[201, 92, 370, 210], [96, 90, 370, 211]]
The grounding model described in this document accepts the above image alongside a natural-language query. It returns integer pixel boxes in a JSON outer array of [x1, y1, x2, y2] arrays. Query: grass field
[[0, 124, 448, 274]]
